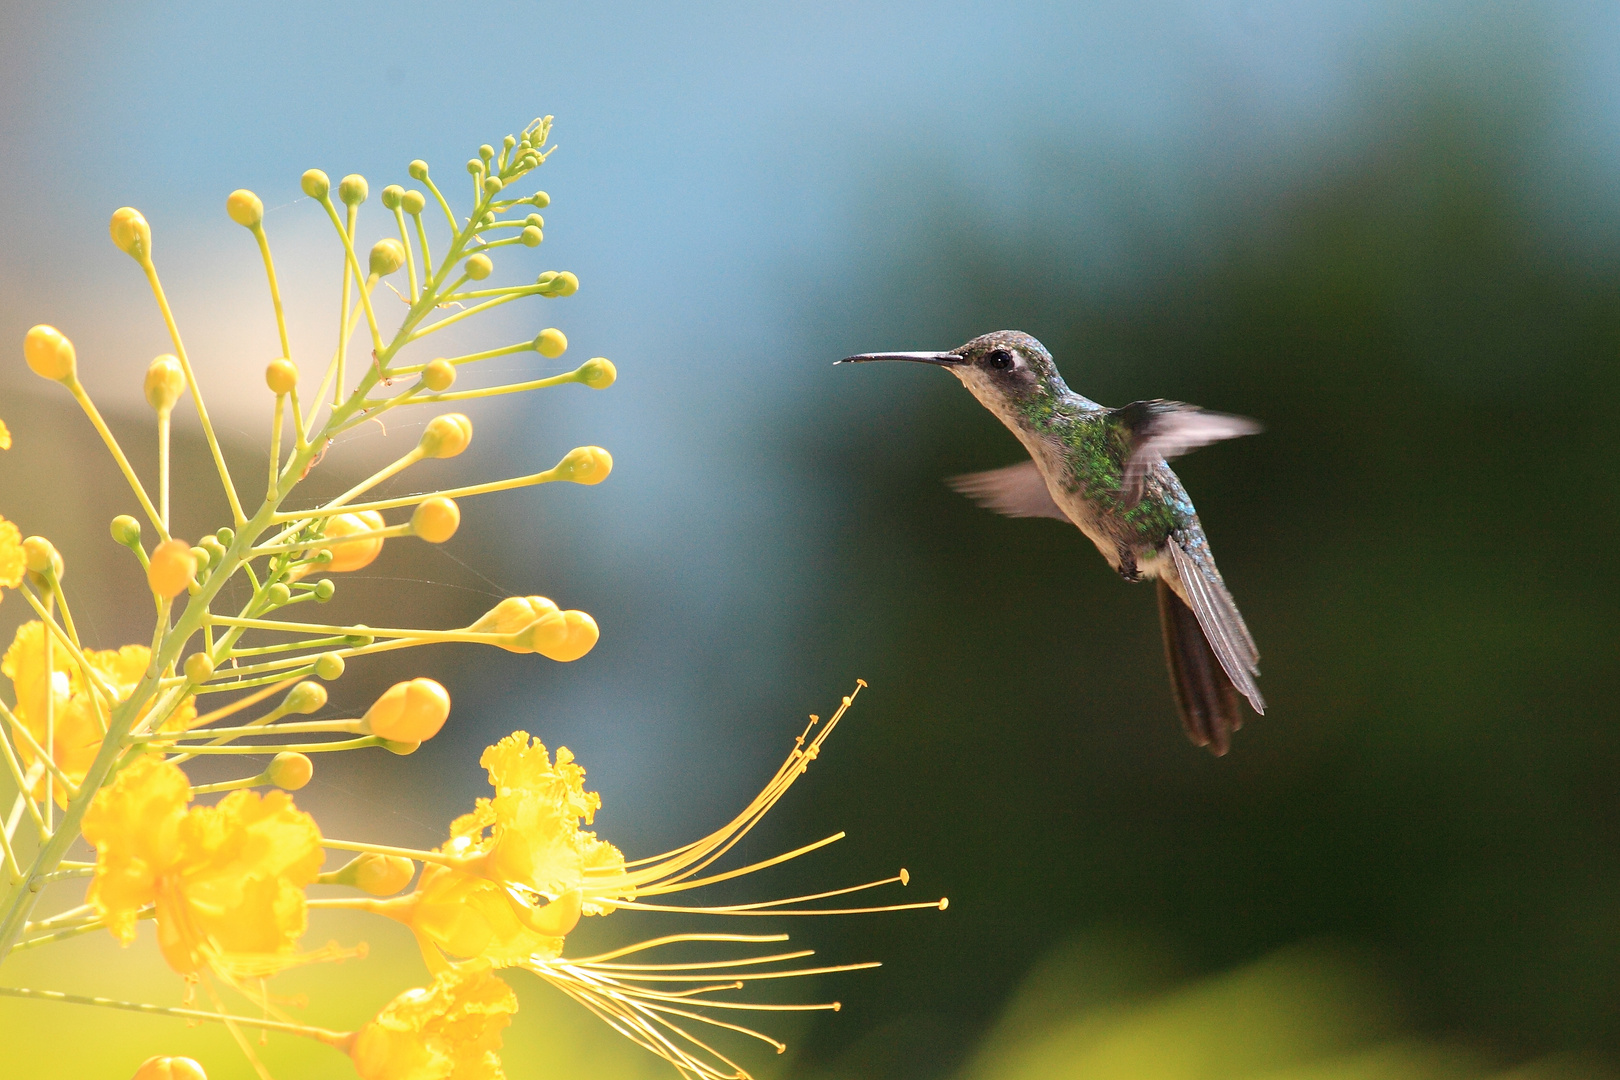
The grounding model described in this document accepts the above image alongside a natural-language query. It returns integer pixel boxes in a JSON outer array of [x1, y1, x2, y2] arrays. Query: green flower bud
[[401, 189, 427, 215], [466, 158, 483, 177], [479, 144, 495, 163], [313, 578, 335, 602], [24, 325, 76, 382], [482, 175, 503, 196], [337, 174, 368, 206], [521, 225, 543, 247], [421, 358, 455, 391], [525, 213, 544, 228], [552, 270, 579, 296], [189, 547, 211, 578], [531, 191, 551, 208], [380, 184, 404, 211], [143, 355, 186, 412], [315, 652, 345, 680], [408, 160, 429, 181], [199, 535, 226, 567], [503, 134, 517, 151], [478, 212, 495, 229], [577, 357, 617, 389], [110, 515, 141, 548], [464, 253, 493, 281], [226, 189, 264, 228], [183, 652, 214, 684], [267, 582, 292, 606], [369, 238, 406, 277], [109, 207, 152, 261], [267, 751, 313, 791], [534, 328, 567, 358], [301, 169, 330, 199], [345, 624, 375, 648], [215, 527, 234, 547], [283, 680, 327, 714]]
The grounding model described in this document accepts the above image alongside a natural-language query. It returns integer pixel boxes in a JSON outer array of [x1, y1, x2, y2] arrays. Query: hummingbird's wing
[[946, 460, 1070, 521], [1166, 533, 1263, 717], [1109, 400, 1261, 506]]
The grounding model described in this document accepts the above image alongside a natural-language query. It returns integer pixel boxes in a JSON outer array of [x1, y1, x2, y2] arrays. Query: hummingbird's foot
[[1115, 548, 1142, 583]]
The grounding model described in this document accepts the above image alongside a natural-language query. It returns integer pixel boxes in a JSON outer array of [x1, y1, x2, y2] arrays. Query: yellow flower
[[0, 621, 197, 806], [0, 514, 22, 596], [381, 860, 568, 969], [0, 418, 11, 449], [458, 733, 626, 905], [82, 754, 330, 978], [349, 966, 517, 1080]]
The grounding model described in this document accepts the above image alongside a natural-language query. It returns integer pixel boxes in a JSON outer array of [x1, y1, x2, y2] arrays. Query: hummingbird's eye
[[987, 349, 1014, 370]]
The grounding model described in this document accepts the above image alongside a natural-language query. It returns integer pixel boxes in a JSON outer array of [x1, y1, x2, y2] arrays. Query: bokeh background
[[2, 1, 1618, 1077]]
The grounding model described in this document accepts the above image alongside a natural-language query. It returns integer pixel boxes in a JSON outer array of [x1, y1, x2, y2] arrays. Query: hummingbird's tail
[[1157, 579, 1245, 756]]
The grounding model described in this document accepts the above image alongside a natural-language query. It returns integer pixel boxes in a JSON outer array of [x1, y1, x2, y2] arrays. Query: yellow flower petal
[[0, 418, 10, 450], [82, 755, 191, 944], [0, 515, 22, 590], [350, 967, 517, 1080], [0, 622, 196, 806]]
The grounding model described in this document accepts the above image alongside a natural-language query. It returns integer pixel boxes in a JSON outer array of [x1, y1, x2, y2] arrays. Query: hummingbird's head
[[838, 330, 1066, 417]]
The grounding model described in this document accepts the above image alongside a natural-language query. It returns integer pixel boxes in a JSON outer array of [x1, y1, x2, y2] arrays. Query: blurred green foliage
[[767, 63, 1620, 1078]]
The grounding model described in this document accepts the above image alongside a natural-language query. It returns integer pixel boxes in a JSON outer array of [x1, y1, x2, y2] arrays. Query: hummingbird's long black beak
[[835, 351, 965, 367]]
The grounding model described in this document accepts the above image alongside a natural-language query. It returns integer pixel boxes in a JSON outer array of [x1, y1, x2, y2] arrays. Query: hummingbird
[[839, 330, 1264, 755]]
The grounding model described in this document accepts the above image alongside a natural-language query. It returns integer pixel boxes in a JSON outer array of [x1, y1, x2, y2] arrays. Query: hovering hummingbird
[[839, 331, 1264, 755]]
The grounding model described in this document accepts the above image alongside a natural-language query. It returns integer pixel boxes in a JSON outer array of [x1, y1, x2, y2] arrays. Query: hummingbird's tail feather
[[1158, 579, 1243, 755], [1162, 534, 1264, 755]]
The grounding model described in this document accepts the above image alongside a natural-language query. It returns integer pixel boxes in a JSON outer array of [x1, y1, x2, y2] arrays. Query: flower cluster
[[0, 117, 940, 1080]]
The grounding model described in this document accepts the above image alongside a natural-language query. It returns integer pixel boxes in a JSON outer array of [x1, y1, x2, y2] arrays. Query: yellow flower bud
[[380, 184, 404, 211], [319, 510, 386, 573], [421, 358, 455, 391], [353, 852, 415, 895], [313, 578, 336, 601], [109, 207, 152, 261], [553, 270, 579, 296], [283, 680, 327, 714], [534, 327, 567, 358], [554, 445, 612, 485], [483, 175, 504, 196], [408, 159, 429, 180], [418, 413, 472, 459], [532, 190, 551, 208], [471, 595, 559, 639], [338, 174, 368, 206], [526, 213, 544, 228], [267, 751, 313, 791], [148, 539, 195, 599], [315, 652, 346, 680], [363, 677, 451, 742], [131, 1056, 207, 1080], [521, 224, 543, 247], [265, 357, 298, 395], [411, 497, 460, 544], [369, 238, 406, 277], [225, 189, 264, 227], [381, 737, 420, 755], [577, 357, 616, 389], [110, 515, 141, 548], [183, 653, 214, 684], [301, 169, 330, 199], [143, 355, 186, 412], [465, 253, 493, 281], [400, 189, 426, 215], [266, 582, 291, 605], [523, 609, 600, 662], [22, 536, 61, 578], [23, 324, 76, 382]]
